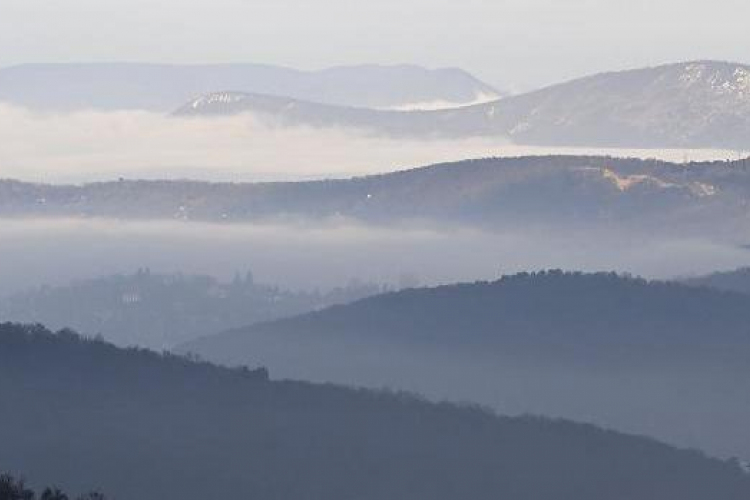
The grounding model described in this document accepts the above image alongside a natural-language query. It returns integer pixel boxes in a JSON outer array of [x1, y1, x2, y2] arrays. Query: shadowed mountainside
[[181, 271, 750, 460], [2, 323, 750, 500]]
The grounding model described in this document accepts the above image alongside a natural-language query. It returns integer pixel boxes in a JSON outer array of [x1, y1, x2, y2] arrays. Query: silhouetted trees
[[0, 474, 104, 500], [0, 475, 33, 500]]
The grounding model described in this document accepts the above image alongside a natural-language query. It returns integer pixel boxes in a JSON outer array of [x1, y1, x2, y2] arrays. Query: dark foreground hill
[[2, 156, 750, 236], [182, 271, 750, 461], [2, 323, 749, 500]]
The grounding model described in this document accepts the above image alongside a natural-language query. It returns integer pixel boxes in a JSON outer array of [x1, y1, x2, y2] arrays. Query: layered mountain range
[[3, 60, 748, 149], [178, 61, 750, 149], [0, 63, 500, 112]]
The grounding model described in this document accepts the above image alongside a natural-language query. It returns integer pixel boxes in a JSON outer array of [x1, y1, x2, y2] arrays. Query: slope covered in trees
[[186, 270, 750, 365], [182, 271, 750, 460], [1, 156, 749, 236], [2, 323, 749, 500]]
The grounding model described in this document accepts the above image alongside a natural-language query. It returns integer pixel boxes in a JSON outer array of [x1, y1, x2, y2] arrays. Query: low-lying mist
[[0, 104, 743, 183], [0, 217, 747, 298]]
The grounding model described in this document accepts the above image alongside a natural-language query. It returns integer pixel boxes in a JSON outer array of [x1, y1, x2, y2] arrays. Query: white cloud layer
[[0, 105, 741, 184], [0, 217, 747, 297]]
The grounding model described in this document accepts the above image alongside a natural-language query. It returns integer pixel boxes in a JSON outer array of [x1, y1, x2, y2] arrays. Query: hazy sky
[[1, 0, 748, 90]]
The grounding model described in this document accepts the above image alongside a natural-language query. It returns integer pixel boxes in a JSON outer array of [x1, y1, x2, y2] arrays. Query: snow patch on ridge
[[190, 92, 247, 109], [678, 63, 750, 98]]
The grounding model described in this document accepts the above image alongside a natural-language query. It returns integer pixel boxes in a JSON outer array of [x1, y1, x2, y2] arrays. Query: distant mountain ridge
[[177, 61, 750, 149], [0, 62, 501, 112], [489, 61, 750, 149], [2, 156, 749, 236]]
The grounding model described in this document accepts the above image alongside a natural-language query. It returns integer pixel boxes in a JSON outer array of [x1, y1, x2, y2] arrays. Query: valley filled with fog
[[0, 217, 747, 298], [2, 21, 750, 496]]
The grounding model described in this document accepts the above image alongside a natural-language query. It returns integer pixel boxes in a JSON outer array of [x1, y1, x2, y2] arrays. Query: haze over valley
[[2, 2, 750, 498]]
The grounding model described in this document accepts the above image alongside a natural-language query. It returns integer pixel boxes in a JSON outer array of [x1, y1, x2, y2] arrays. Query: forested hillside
[[2, 323, 749, 500], [183, 271, 750, 460], [2, 156, 749, 235], [187, 270, 750, 365]]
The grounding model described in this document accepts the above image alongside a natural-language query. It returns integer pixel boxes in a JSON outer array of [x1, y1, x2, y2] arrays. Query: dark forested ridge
[[0, 269, 383, 349], [182, 271, 750, 460], [1, 323, 749, 500], [2, 156, 750, 235], [186, 270, 750, 365], [0, 473, 105, 500]]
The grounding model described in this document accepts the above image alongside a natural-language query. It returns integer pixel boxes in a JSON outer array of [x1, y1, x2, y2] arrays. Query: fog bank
[[0, 105, 743, 184], [0, 218, 747, 297]]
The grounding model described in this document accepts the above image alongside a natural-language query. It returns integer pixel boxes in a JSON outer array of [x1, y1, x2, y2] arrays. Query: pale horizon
[[3, 0, 749, 91]]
